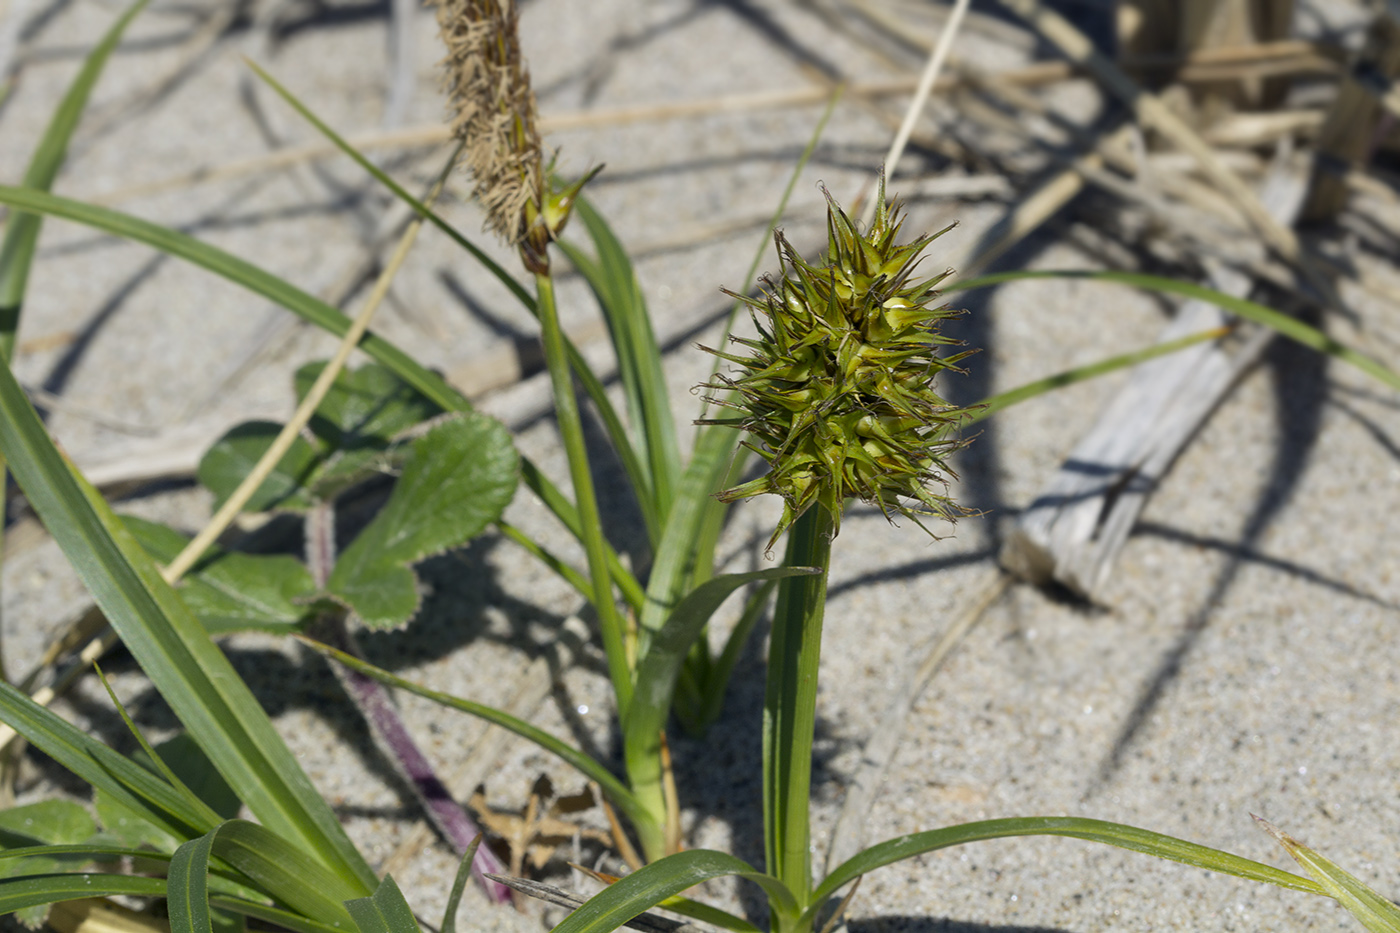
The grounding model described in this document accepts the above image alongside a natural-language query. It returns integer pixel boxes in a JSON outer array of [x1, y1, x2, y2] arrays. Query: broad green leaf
[[0, 801, 98, 927], [327, 413, 518, 628], [344, 875, 422, 933], [0, 0, 150, 362], [0, 801, 94, 849], [549, 850, 798, 933], [293, 362, 436, 499], [95, 789, 181, 851], [808, 817, 1325, 929], [294, 362, 435, 452], [198, 422, 321, 513], [0, 185, 641, 610], [170, 830, 217, 933], [1258, 818, 1400, 933], [124, 517, 317, 634], [949, 269, 1400, 393], [0, 360, 376, 893]]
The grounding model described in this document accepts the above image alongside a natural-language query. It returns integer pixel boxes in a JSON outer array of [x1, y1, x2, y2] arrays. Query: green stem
[[763, 505, 833, 913], [534, 272, 634, 717]]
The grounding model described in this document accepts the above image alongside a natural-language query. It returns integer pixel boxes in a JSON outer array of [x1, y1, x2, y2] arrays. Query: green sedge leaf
[[1258, 817, 1400, 933], [344, 875, 422, 933]]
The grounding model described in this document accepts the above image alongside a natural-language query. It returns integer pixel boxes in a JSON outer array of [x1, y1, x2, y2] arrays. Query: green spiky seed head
[[699, 176, 977, 551]]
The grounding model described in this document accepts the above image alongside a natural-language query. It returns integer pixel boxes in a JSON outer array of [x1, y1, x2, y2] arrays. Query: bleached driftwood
[[998, 160, 1309, 599]]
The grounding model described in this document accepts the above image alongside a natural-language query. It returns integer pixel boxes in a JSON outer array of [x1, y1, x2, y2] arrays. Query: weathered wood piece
[[998, 161, 1309, 599]]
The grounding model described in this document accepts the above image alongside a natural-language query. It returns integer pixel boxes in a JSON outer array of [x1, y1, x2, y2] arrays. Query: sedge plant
[[1, 1, 1400, 931]]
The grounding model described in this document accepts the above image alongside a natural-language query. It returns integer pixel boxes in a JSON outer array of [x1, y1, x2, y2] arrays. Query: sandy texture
[[2, 0, 1399, 931]]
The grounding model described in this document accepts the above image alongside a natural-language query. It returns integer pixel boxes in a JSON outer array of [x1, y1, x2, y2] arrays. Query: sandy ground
[[2, 0, 1399, 931]]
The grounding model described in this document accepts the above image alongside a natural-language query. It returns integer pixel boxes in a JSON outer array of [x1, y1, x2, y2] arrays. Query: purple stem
[[306, 503, 511, 903]]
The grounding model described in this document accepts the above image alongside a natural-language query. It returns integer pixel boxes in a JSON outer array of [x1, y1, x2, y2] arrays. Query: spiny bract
[[699, 176, 976, 551]]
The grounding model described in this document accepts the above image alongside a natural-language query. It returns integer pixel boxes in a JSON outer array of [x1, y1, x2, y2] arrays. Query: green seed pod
[[699, 175, 977, 552]]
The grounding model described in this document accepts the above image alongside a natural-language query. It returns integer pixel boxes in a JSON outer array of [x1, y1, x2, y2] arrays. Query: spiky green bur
[[700, 180, 976, 551]]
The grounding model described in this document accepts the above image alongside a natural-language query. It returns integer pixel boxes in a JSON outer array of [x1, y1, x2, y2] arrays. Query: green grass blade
[[965, 327, 1231, 424], [170, 830, 218, 933], [240, 61, 534, 313], [554, 239, 662, 544], [440, 835, 481, 933], [0, 844, 171, 864], [0, 0, 150, 362], [345, 876, 422, 933], [211, 822, 358, 930], [0, 185, 642, 607], [1257, 817, 1400, 933], [208, 897, 345, 933], [694, 577, 777, 730], [624, 567, 818, 848], [95, 663, 225, 828], [638, 418, 738, 635], [0, 359, 375, 893], [550, 850, 797, 933], [949, 269, 1400, 393], [650, 894, 761, 933], [0, 679, 210, 842], [566, 198, 682, 524], [643, 88, 841, 677], [809, 816, 1325, 927], [0, 873, 168, 912], [294, 634, 656, 843]]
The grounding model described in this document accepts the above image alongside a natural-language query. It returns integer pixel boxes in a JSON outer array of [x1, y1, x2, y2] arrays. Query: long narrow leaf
[[293, 635, 654, 839], [0, 184, 642, 610], [568, 198, 682, 526], [549, 850, 797, 933], [554, 239, 662, 544], [170, 831, 218, 933], [209, 897, 345, 933], [965, 327, 1231, 424], [949, 269, 1400, 393], [0, 679, 210, 842], [1257, 818, 1400, 933], [0, 359, 375, 893], [0, 0, 150, 361], [210, 822, 358, 930], [808, 817, 1324, 929], [623, 567, 818, 835], [345, 876, 422, 933], [0, 873, 168, 913]]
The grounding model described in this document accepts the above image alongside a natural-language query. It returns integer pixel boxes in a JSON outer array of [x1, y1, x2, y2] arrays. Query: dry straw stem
[[81, 38, 1336, 208], [435, 0, 543, 252], [858, 0, 973, 228], [997, 0, 1344, 314], [0, 157, 455, 754]]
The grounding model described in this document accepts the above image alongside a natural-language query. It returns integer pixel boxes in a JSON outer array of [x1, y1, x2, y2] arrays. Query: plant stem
[[304, 501, 510, 903], [763, 505, 833, 913], [534, 271, 633, 715]]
